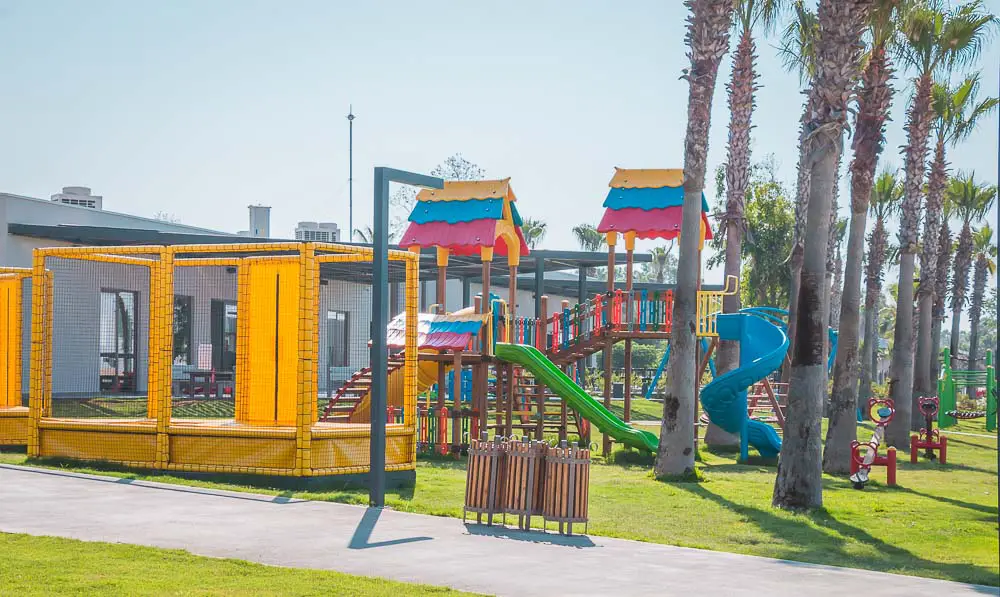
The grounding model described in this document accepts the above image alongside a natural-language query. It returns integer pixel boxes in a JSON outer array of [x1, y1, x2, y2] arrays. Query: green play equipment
[[938, 348, 996, 432]]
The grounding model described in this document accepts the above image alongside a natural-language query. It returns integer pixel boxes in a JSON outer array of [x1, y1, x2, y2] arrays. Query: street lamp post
[[370, 167, 443, 507], [347, 107, 355, 241]]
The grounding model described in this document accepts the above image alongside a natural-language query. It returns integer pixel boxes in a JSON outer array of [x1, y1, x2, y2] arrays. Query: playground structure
[[21, 242, 422, 482], [850, 398, 898, 489], [0, 267, 31, 446], [5, 169, 797, 474], [910, 396, 947, 464], [645, 305, 838, 430], [489, 169, 791, 461], [938, 348, 996, 432]]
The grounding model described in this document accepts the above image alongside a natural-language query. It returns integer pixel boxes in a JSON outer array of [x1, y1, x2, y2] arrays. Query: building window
[[99, 289, 138, 393], [327, 310, 348, 367], [211, 300, 238, 372], [173, 295, 192, 365]]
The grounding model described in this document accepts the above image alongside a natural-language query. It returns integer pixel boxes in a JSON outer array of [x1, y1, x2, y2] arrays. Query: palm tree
[[521, 218, 547, 249], [823, 0, 901, 472], [949, 173, 998, 366], [654, 0, 734, 478], [571, 223, 606, 252], [710, 0, 785, 449], [778, 1, 819, 367], [886, 0, 996, 448], [931, 194, 954, 385], [353, 226, 374, 243], [829, 217, 848, 328], [647, 244, 677, 284], [716, 0, 786, 381], [914, 72, 999, 427], [772, 0, 872, 510], [967, 225, 996, 379]]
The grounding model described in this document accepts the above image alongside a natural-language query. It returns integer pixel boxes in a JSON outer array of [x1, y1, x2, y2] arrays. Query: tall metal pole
[[370, 167, 443, 508], [371, 168, 389, 506], [347, 106, 355, 241]]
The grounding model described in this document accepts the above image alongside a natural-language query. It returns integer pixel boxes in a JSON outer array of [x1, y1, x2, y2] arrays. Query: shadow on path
[[348, 507, 433, 550], [464, 523, 596, 548]]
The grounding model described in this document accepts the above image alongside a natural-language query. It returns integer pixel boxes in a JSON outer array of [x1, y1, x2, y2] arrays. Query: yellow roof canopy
[[609, 168, 684, 189], [415, 178, 516, 202]]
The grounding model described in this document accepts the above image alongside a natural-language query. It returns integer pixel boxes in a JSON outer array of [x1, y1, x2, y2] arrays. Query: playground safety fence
[[21, 242, 421, 480]]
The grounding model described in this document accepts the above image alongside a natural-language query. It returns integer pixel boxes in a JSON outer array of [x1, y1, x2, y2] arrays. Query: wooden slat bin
[[463, 433, 506, 525], [502, 436, 546, 530], [543, 441, 590, 535]]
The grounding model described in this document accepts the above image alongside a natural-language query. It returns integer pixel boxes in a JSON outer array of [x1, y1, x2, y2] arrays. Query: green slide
[[494, 343, 659, 452]]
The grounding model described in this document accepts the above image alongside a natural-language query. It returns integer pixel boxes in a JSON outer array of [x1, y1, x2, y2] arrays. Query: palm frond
[[947, 171, 999, 224]]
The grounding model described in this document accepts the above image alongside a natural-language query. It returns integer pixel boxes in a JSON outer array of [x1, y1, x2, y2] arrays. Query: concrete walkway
[[0, 464, 995, 597]]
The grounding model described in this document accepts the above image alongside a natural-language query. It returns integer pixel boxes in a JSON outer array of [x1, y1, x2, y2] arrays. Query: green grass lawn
[[0, 533, 476, 596], [3, 420, 997, 586]]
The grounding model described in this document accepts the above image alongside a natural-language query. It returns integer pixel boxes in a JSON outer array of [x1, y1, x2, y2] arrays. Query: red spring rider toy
[[910, 396, 947, 464], [849, 398, 897, 489]]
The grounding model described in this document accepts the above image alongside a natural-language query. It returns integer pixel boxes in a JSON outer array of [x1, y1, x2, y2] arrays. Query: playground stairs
[[319, 356, 406, 422], [746, 380, 787, 429], [547, 331, 612, 366], [486, 367, 582, 441]]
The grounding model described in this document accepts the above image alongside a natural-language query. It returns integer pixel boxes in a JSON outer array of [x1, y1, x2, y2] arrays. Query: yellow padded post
[[404, 255, 419, 435], [295, 243, 317, 474], [155, 248, 174, 468], [0, 276, 20, 409], [42, 271, 53, 419], [27, 257, 46, 456]]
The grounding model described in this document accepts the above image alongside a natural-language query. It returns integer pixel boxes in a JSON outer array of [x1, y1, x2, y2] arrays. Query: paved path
[[0, 465, 995, 597]]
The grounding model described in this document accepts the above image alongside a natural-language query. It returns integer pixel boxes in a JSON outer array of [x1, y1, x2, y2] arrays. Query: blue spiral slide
[[699, 312, 790, 461]]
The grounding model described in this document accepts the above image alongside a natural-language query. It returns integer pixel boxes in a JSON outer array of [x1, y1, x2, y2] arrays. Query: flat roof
[[9, 224, 667, 284]]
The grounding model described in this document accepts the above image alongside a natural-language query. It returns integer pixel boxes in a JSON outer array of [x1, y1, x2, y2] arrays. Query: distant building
[[50, 186, 102, 210], [248, 205, 270, 238], [295, 221, 341, 243]]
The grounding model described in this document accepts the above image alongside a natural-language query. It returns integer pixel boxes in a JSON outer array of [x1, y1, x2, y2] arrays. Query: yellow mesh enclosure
[[25, 243, 418, 480]]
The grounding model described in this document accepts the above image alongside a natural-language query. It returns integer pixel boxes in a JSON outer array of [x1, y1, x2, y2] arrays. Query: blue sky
[[1, 0, 997, 297]]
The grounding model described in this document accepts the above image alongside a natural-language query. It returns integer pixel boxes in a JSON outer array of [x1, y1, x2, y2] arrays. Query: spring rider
[[910, 396, 947, 464], [849, 398, 897, 489]]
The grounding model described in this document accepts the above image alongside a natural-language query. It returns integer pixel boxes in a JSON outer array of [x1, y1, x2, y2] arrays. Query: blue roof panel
[[603, 187, 710, 213], [408, 198, 504, 224], [428, 320, 484, 335]]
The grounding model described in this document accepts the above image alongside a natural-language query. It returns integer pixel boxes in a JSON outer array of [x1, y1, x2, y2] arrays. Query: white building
[[295, 221, 341, 243], [50, 186, 103, 210]]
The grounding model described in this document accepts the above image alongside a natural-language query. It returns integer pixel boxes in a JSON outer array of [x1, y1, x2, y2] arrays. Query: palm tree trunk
[[824, 156, 842, 377], [785, 123, 811, 384], [710, 28, 756, 448], [831, 248, 843, 328], [655, 0, 733, 477], [950, 223, 974, 368], [774, 0, 871, 510], [913, 137, 946, 429], [967, 255, 988, 387], [823, 33, 893, 474], [931, 219, 952, 386], [858, 219, 888, 414], [887, 73, 933, 449]]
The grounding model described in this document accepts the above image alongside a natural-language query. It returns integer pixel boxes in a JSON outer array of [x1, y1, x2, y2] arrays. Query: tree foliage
[[521, 218, 547, 249], [709, 157, 794, 307], [389, 153, 486, 240], [635, 244, 678, 284]]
